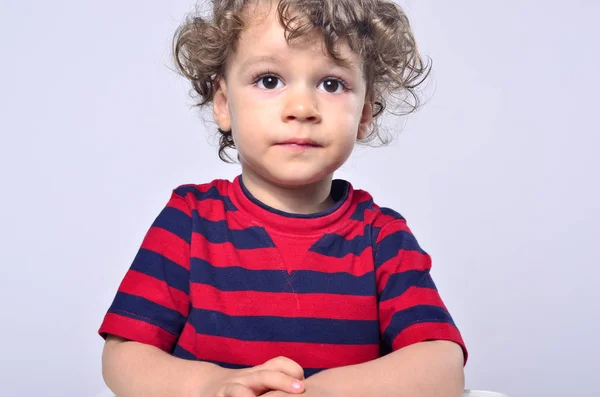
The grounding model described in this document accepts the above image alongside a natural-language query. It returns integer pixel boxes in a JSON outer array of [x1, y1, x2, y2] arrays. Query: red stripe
[[192, 199, 232, 222], [190, 284, 377, 320], [371, 211, 409, 232], [378, 286, 447, 331], [338, 222, 372, 239], [391, 321, 468, 364], [120, 270, 189, 316], [267, 234, 319, 270], [300, 247, 374, 275], [142, 227, 190, 270], [177, 329, 380, 369], [375, 219, 411, 242], [98, 313, 177, 352], [167, 194, 192, 216], [376, 250, 432, 294], [214, 179, 231, 196]]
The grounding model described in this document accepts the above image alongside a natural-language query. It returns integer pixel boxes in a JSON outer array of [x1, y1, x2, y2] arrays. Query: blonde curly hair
[[173, 0, 430, 162]]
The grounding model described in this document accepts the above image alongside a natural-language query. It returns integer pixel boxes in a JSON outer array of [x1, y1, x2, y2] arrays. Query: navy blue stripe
[[108, 292, 186, 335], [173, 344, 198, 360], [382, 305, 456, 346], [304, 368, 325, 377], [190, 258, 376, 296], [379, 270, 437, 302], [131, 248, 190, 294], [370, 226, 382, 247], [350, 198, 374, 221], [309, 225, 372, 258], [292, 270, 376, 295], [174, 185, 238, 211], [379, 342, 393, 356], [190, 309, 380, 344], [380, 207, 405, 220], [375, 230, 426, 268], [151, 207, 192, 244], [192, 211, 275, 249]]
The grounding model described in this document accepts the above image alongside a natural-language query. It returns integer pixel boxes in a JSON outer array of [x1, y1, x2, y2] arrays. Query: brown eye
[[257, 75, 281, 90], [318, 78, 345, 93], [324, 80, 339, 92]]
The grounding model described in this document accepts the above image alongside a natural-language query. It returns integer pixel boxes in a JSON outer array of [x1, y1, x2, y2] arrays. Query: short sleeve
[[374, 219, 468, 363], [98, 189, 192, 353]]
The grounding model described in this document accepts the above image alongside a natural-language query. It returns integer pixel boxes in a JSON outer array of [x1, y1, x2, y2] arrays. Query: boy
[[100, 0, 468, 396]]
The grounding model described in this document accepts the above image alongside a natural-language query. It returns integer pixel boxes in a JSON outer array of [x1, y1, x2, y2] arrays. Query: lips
[[277, 138, 321, 147]]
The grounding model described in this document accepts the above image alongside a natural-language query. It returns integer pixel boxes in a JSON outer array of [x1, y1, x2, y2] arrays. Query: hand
[[194, 356, 306, 397], [261, 377, 341, 397]]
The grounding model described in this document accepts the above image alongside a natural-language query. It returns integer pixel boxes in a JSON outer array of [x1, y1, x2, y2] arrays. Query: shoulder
[[350, 185, 407, 226], [172, 178, 231, 200], [349, 186, 427, 264], [347, 184, 414, 244], [169, 179, 237, 211]]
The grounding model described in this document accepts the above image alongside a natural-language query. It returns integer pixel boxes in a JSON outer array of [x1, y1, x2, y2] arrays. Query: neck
[[241, 168, 335, 214]]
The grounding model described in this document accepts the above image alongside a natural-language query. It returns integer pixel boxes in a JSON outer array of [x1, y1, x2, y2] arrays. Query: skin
[[261, 340, 465, 397], [212, 0, 373, 214]]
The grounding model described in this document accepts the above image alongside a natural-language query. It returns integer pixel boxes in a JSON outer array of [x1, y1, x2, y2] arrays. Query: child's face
[[213, 1, 373, 187]]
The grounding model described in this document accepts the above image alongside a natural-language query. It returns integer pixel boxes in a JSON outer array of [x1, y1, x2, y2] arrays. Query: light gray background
[[0, 0, 598, 396]]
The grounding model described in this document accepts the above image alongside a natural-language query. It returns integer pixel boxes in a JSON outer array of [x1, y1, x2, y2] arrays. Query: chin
[[262, 168, 332, 188], [269, 174, 325, 187], [242, 155, 341, 188]]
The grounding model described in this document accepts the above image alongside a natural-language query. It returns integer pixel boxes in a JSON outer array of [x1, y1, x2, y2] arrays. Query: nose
[[282, 86, 322, 123]]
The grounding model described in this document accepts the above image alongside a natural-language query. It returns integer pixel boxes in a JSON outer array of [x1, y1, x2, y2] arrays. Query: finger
[[258, 356, 305, 380], [219, 382, 257, 397], [243, 369, 305, 395]]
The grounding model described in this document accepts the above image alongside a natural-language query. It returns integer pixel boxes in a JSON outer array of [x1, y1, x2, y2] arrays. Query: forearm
[[102, 335, 226, 397], [308, 340, 465, 397]]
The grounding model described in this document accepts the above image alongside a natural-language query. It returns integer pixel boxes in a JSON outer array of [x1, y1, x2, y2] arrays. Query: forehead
[[230, 0, 361, 71]]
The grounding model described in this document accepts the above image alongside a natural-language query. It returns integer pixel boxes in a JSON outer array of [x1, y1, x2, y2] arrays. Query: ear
[[357, 95, 374, 140], [213, 77, 232, 131]]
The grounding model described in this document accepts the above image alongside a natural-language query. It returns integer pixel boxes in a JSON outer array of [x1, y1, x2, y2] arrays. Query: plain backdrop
[[1, 0, 598, 396]]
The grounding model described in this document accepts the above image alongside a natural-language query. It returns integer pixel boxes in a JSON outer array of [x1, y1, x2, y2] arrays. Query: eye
[[318, 78, 347, 94], [255, 75, 283, 90]]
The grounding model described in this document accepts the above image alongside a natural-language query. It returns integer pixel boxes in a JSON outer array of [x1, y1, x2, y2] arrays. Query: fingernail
[[292, 381, 302, 391]]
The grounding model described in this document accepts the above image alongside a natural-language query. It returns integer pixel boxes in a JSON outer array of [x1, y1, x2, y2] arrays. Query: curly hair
[[173, 0, 430, 162]]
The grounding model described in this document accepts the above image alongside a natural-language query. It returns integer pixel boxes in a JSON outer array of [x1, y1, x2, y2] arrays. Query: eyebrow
[[240, 55, 283, 70], [240, 54, 357, 73]]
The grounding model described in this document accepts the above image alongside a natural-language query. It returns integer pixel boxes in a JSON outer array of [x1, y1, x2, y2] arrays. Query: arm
[[304, 340, 464, 397], [102, 335, 225, 397], [287, 217, 467, 397], [99, 190, 198, 395], [103, 336, 307, 397]]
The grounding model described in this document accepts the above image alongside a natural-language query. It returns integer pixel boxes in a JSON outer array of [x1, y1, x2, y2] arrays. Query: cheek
[[331, 98, 363, 126], [229, 94, 269, 129], [340, 136, 356, 156]]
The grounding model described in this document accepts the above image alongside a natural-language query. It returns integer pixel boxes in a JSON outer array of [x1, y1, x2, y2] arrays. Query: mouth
[[276, 138, 322, 149]]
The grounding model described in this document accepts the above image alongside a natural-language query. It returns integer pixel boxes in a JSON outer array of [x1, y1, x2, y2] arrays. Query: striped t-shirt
[[99, 176, 467, 376]]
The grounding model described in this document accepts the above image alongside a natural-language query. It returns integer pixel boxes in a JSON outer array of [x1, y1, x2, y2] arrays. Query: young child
[[99, 0, 468, 396]]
